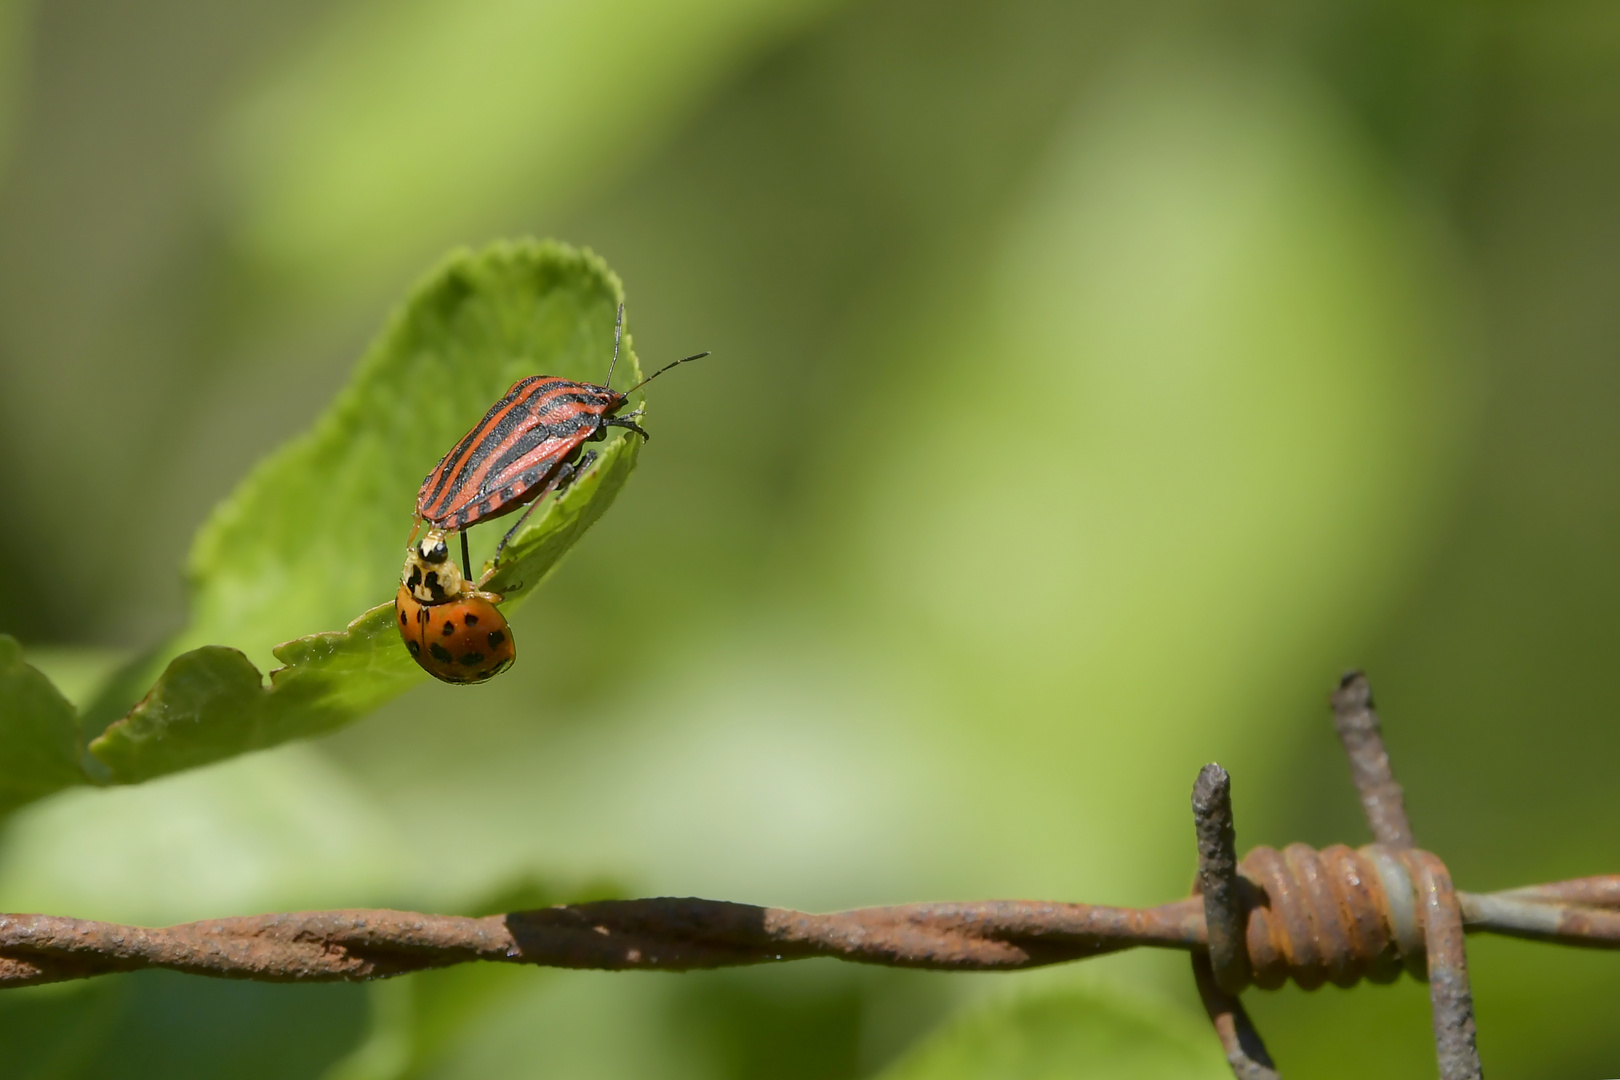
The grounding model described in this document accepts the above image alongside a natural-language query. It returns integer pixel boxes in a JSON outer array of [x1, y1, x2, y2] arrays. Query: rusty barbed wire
[[2, 671, 1617, 1079]]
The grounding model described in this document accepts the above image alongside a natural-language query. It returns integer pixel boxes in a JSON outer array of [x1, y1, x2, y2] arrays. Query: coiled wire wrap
[[1237, 843, 1422, 990]]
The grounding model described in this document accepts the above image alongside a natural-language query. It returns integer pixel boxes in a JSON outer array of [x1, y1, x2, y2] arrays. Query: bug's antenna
[[604, 304, 626, 388], [625, 351, 711, 395]]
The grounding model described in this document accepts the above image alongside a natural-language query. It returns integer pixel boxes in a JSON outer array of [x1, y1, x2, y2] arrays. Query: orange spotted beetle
[[397, 305, 706, 684], [395, 529, 514, 684]]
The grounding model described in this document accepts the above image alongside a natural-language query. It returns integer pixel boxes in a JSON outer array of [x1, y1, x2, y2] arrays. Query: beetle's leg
[[459, 530, 472, 582]]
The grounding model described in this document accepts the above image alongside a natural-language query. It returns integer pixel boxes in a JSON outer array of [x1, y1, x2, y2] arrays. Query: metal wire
[[1, 672, 1614, 1078]]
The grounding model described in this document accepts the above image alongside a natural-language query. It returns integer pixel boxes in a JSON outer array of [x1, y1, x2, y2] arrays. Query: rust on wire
[[1192, 953, 1281, 1080], [1192, 763, 1250, 994], [1, 671, 1614, 1079], [1408, 850, 1483, 1080], [1329, 670, 1414, 849], [0, 900, 1207, 988], [1191, 763, 1278, 1080]]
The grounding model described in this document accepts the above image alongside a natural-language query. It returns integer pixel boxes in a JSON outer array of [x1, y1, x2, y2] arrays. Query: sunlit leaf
[[0, 635, 88, 814], [79, 240, 644, 785]]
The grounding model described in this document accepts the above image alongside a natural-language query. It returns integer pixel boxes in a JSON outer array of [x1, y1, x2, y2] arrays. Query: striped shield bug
[[396, 529, 515, 685], [415, 304, 708, 562]]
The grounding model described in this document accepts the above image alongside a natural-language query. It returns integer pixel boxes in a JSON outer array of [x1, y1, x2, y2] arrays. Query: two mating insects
[[397, 305, 708, 684]]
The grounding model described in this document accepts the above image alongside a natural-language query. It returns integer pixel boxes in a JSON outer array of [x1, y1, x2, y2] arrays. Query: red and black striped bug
[[415, 304, 707, 571]]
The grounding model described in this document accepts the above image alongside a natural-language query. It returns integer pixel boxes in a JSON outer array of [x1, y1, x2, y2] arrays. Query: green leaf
[[81, 239, 644, 785], [875, 984, 1230, 1080], [13, 647, 128, 712], [0, 636, 89, 813]]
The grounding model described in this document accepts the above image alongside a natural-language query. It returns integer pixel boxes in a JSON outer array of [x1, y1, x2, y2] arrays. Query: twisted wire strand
[[0, 899, 1206, 988], [3, 866, 1616, 991]]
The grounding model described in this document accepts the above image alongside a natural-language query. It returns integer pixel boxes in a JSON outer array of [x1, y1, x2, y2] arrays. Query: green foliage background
[[0, 0, 1618, 1077]]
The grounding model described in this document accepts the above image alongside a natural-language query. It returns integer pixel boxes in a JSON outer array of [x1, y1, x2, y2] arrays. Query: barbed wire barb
[[1332, 670, 1479, 1079], [1191, 763, 1277, 1079]]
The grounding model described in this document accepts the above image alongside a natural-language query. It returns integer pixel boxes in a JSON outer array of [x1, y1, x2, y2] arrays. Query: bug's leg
[[553, 451, 598, 495], [603, 415, 649, 441], [491, 452, 602, 568], [492, 490, 553, 566], [459, 530, 472, 582]]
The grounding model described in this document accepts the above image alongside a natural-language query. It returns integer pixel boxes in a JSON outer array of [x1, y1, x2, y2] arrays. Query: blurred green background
[[0, 0, 1617, 1076]]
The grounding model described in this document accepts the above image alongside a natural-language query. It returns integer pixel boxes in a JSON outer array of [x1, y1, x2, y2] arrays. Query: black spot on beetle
[[405, 566, 422, 589], [429, 643, 453, 663], [463, 612, 479, 626], [487, 629, 506, 649], [406, 641, 421, 657], [441, 620, 456, 636], [424, 571, 449, 603], [459, 652, 485, 666], [399, 610, 408, 625]]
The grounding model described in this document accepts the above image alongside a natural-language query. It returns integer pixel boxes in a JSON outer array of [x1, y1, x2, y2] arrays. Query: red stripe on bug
[[416, 380, 625, 530], [414, 304, 708, 536]]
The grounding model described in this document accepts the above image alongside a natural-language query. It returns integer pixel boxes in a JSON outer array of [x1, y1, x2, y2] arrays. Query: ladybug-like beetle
[[395, 530, 514, 685]]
